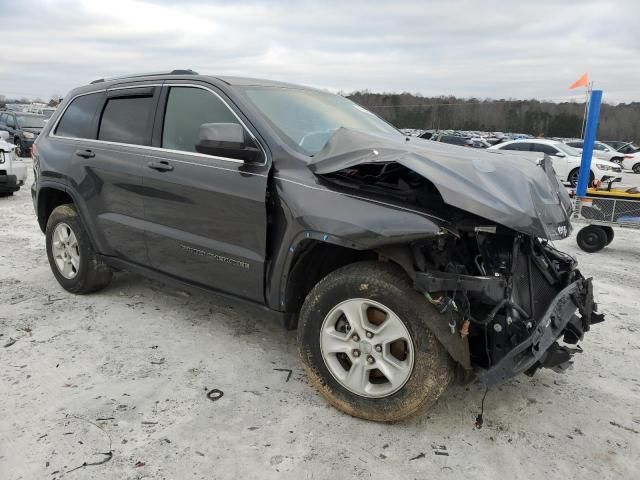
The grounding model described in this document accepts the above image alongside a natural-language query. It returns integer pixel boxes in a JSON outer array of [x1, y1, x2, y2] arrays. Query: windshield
[[555, 143, 581, 157], [242, 87, 400, 155], [42, 110, 56, 119], [16, 115, 46, 128]]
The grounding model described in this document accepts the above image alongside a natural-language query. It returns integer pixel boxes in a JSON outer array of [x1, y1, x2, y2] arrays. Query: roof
[[85, 70, 317, 92], [215, 76, 315, 89]]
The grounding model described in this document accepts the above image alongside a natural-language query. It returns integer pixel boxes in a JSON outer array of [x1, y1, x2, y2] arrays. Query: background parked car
[[488, 138, 622, 186], [432, 133, 473, 146], [603, 141, 640, 155], [0, 111, 46, 157], [564, 140, 625, 164], [621, 152, 640, 173], [0, 131, 28, 195]]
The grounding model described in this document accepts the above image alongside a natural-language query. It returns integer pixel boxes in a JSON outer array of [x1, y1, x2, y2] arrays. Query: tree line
[[347, 91, 639, 141]]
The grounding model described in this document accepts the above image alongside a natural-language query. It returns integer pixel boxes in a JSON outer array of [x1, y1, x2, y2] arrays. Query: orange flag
[[569, 73, 589, 89]]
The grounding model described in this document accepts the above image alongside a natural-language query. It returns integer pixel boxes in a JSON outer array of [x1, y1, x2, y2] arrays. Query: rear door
[[72, 84, 161, 264], [141, 82, 270, 302]]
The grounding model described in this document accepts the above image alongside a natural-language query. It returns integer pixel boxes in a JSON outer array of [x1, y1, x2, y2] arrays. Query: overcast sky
[[1, 0, 639, 103]]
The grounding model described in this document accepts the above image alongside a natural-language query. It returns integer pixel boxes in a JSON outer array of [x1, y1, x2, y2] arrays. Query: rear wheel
[[298, 261, 453, 422], [633, 163, 640, 174], [46, 204, 113, 294], [576, 225, 608, 253]]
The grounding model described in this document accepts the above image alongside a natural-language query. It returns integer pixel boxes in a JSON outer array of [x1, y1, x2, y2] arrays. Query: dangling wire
[[475, 386, 489, 429]]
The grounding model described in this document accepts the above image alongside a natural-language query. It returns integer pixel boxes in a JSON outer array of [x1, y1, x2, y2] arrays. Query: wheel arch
[[279, 234, 434, 328], [36, 185, 102, 252]]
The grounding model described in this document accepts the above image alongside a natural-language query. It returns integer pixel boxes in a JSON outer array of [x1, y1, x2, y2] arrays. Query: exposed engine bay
[[317, 157, 603, 385], [412, 232, 603, 384]]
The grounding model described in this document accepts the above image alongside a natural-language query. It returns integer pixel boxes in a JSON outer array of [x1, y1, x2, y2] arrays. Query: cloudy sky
[[1, 0, 639, 103]]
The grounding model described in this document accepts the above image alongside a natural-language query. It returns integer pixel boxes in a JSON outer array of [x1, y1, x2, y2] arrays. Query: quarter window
[[55, 93, 102, 138], [162, 87, 239, 154], [98, 95, 155, 145]]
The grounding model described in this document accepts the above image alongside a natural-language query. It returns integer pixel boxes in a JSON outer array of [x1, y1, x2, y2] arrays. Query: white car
[[488, 139, 622, 186], [621, 153, 640, 173], [564, 140, 625, 164], [0, 132, 28, 195]]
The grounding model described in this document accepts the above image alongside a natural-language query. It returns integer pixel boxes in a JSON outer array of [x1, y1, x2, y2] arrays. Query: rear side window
[[530, 144, 558, 155], [98, 96, 155, 145], [162, 87, 239, 153], [55, 93, 102, 138], [566, 141, 582, 148], [501, 142, 530, 151]]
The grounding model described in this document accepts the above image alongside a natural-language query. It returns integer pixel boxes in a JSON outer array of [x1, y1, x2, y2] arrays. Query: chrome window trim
[[49, 82, 268, 167]]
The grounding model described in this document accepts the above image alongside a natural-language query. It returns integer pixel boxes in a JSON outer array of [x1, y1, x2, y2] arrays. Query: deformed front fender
[[265, 175, 447, 310]]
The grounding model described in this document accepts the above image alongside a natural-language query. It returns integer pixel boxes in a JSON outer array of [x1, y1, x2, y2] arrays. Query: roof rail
[[90, 69, 199, 84]]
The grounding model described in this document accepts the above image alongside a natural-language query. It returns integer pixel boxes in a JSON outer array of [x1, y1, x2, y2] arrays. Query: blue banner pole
[[576, 89, 602, 197]]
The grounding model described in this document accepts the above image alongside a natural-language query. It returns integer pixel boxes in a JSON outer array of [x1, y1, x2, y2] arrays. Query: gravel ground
[[1, 162, 639, 480]]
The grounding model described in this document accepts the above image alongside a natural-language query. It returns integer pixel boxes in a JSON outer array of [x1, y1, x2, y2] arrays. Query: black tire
[[45, 204, 113, 294], [633, 163, 640, 174], [602, 226, 614, 245], [298, 261, 453, 422], [576, 225, 608, 253], [568, 168, 594, 188]]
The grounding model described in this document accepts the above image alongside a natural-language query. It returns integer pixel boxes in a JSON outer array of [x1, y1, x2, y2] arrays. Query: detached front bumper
[[415, 256, 604, 386], [479, 277, 603, 385]]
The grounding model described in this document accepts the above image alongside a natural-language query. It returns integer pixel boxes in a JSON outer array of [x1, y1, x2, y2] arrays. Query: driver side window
[[162, 87, 240, 154]]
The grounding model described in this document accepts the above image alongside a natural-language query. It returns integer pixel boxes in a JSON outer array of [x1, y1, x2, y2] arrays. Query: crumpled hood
[[309, 128, 573, 240]]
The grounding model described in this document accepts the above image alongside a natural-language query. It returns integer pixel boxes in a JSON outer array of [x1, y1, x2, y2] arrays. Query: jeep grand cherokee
[[31, 70, 603, 421]]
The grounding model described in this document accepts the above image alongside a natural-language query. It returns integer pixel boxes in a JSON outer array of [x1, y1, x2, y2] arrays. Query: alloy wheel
[[51, 222, 80, 279], [319, 298, 414, 398]]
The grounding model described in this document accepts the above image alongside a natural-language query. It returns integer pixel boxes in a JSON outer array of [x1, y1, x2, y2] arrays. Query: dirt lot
[[1, 162, 639, 480]]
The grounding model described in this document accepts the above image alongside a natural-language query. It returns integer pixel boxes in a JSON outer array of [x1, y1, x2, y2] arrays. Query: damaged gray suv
[[32, 71, 603, 421]]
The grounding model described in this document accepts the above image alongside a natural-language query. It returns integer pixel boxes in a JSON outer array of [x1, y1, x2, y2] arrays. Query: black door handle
[[75, 148, 95, 159], [147, 161, 174, 172]]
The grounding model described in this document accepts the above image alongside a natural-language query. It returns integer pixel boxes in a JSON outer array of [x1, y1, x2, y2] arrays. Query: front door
[[141, 83, 270, 302]]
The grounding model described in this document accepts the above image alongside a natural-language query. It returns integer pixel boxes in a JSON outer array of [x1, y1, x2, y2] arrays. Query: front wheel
[[633, 163, 640, 174], [568, 168, 595, 188], [46, 204, 113, 294], [298, 261, 453, 422]]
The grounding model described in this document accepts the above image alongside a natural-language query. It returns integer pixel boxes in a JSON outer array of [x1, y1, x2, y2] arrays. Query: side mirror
[[554, 152, 566, 158], [0, 130, 9, 141], [196, 123, 261, 162]]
